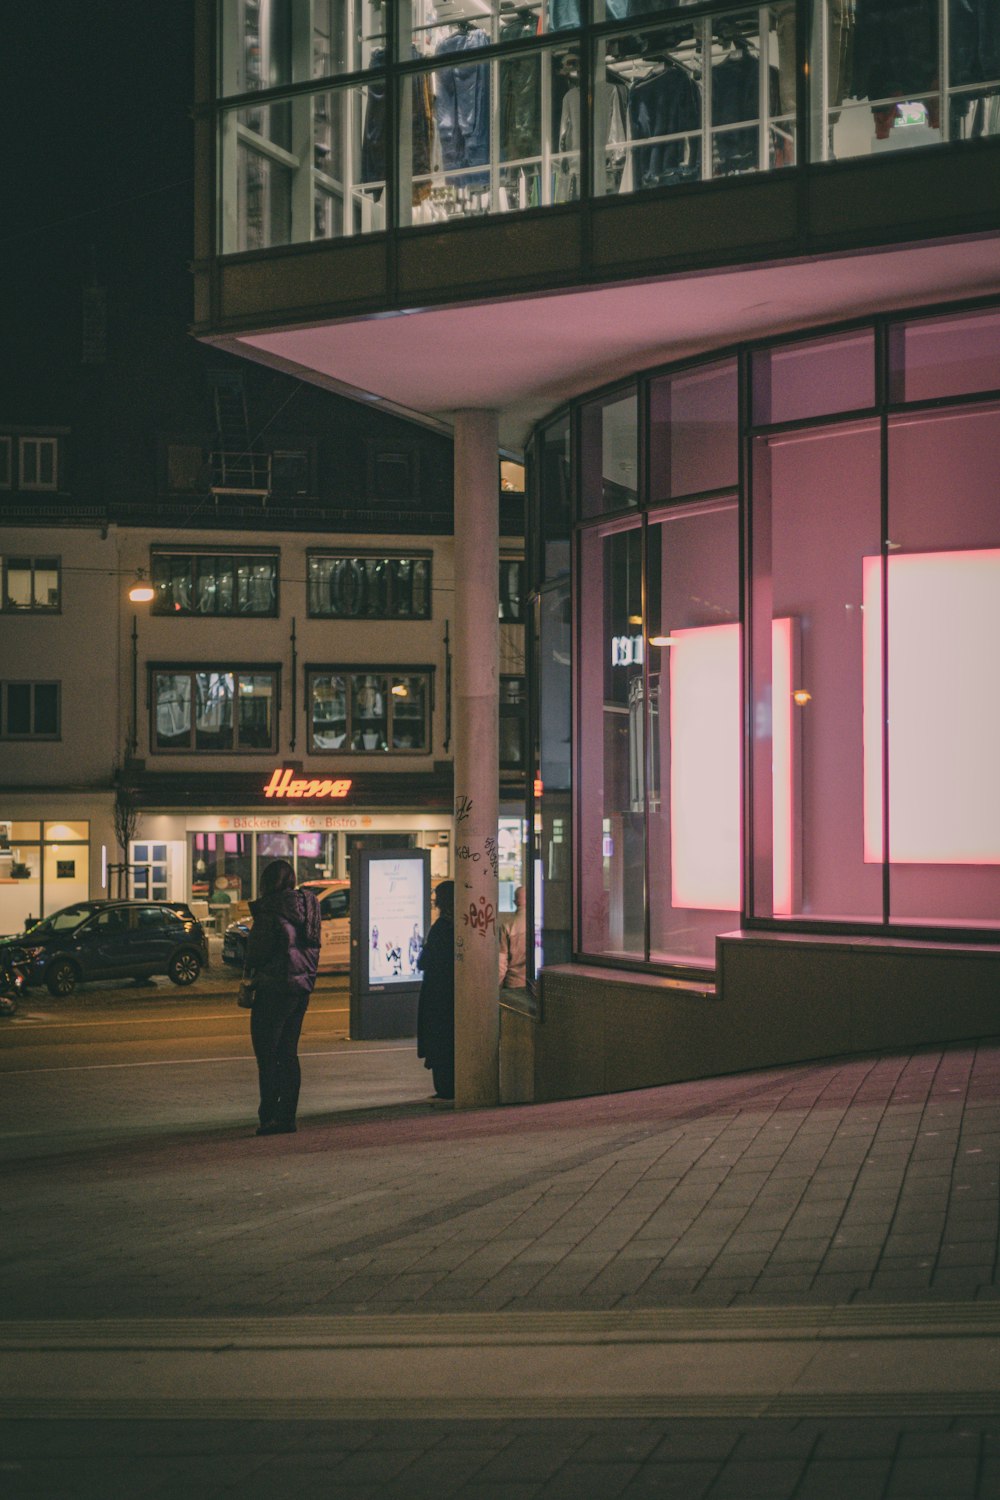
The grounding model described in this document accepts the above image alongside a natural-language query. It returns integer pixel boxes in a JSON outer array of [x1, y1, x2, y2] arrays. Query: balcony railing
[[209, 450, 272, 498]]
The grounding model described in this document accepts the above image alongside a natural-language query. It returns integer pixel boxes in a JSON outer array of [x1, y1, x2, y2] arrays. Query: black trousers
[[431, 1057, 455, 1100], [250, 990, 310, 1126]]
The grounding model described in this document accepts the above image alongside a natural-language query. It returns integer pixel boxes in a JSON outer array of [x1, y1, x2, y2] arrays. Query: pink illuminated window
[[669, 619, 795, 912], [863, 549, 1000, 865]]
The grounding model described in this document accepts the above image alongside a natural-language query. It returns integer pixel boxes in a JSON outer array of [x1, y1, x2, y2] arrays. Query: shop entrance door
[[129, 841, 185, 903]]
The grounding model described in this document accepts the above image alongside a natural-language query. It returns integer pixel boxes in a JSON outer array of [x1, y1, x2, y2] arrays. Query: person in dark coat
[[416, 880, 455, 1103], [246, 859, 321, 1135]]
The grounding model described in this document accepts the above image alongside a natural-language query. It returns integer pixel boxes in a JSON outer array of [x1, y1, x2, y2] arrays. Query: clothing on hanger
[[851, 0, 937, 105], [434, 27, 491, 187], [629, 62, 701, 188], [500, 14, 542, 163], [555, 76, 628, 200], [712, 44, 779, 175], [362, 46, 434, 201]]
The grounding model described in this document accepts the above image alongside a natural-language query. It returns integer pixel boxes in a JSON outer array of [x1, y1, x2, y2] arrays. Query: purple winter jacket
[[246, 887, 321, 1000]]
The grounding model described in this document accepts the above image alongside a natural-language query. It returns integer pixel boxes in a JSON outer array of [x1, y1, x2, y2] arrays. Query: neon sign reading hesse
[[263, 768, 353, 800]]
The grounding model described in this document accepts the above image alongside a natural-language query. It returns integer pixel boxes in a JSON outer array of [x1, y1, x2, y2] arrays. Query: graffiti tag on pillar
[[455, 794, 473, 826], [463, 896, 496, 937], [456, 845, 480, 863], [484, 835, 498, 879]]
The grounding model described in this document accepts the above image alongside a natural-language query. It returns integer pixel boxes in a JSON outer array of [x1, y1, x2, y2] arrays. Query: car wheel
[[46, 958, 79, 997], [168, 949, 201, 986]]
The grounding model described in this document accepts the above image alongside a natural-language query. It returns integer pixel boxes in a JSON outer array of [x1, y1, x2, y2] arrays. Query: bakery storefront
[[128, 767, 459, 926]]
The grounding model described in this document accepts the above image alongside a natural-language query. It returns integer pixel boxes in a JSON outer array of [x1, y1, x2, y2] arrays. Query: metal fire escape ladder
[[209, 369, 271, 504]]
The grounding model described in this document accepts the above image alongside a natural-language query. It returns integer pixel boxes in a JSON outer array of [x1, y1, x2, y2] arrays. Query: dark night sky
[[0, 3, 455, 501], [4, 2, 196, 340]]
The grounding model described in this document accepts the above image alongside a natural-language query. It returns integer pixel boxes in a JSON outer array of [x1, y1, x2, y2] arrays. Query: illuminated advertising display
[[366, 856, 427, 987], [350, 847, 431, 1039]]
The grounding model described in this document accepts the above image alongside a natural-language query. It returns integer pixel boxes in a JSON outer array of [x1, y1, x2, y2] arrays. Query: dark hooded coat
[[247, 886, 321, 1000], [415, 912, 454, 1073]]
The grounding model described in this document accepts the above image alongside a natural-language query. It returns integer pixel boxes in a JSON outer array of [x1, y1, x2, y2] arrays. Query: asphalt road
[[0, 978, 433, 1164]]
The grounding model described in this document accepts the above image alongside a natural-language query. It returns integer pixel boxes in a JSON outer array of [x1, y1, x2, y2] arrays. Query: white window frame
[[19, 436, 59, 492]]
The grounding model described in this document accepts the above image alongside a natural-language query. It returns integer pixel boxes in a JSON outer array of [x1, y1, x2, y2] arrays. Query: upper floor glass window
[[307, 553, 432, 617], [398, 44, 575, 225], [152, 667, 278, 752], [812, 0, 1000, 161], [404, 0, 576, 60], [594, 9, 794, 200], [215, 1, 1000, 254], [308, 668, 432, 751], [151, 552, 278, 616], [219, 84, 387, 252], [2, 557, 60, 613], [218, 0, 386, 94], [18, 437, 59, 491]]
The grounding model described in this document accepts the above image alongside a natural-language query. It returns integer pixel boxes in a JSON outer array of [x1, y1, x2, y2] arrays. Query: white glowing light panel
[[669, 620, 794, 912], [863, 549, 1000, 864]]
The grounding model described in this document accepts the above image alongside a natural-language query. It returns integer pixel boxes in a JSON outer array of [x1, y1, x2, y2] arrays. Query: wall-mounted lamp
[[128, 568, 154, 604], [792, 689, 812, 706], [391, 682, 409, 697]]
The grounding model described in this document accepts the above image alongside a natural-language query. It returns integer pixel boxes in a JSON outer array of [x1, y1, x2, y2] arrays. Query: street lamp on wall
[[127, 569, 153, 756], [128, 568, 155, 603]]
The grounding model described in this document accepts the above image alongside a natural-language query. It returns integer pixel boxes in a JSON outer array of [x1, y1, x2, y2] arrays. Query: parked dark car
[[6, 900, 209, 996]]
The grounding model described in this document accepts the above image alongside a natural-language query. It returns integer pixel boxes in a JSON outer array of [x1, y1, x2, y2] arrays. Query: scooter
[[0, 945, 28, 1018]]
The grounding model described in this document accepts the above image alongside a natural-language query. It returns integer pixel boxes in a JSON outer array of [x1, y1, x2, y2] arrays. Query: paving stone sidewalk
[[1, 1414, 999, 1500], [3, 1040, 1000, 1317], [3, 1037, 1000, 1496]]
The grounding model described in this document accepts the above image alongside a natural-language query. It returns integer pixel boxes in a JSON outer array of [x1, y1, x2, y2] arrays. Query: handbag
[[237, 968, 256, 1009]]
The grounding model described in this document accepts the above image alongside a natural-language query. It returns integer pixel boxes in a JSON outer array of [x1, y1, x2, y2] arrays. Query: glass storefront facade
[[0, 820, 90, 931], [529, 300, 1000, 977], [215, 0, 1000, 252]]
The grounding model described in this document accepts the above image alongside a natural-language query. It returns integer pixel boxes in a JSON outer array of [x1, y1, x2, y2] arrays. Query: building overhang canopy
[[207, 235, 1000, 451]]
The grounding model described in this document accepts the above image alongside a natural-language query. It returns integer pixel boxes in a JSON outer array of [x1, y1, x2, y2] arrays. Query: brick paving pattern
[[3, 1035, 1000, 1495]]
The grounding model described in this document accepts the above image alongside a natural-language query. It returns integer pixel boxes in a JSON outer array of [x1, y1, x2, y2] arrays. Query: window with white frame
[[1, 682, 60, 738], [2, 556, 60, 612], [18, 437, 59, 491], [151, 667, 278, 752], [308, 668, 432, 753]]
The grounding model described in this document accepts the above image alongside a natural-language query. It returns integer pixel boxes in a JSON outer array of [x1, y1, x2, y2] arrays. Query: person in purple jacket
[[246, 859, 321, 1136]]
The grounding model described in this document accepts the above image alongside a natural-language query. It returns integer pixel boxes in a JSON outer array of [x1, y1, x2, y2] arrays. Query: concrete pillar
[[452, 409, 500, 1109]]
